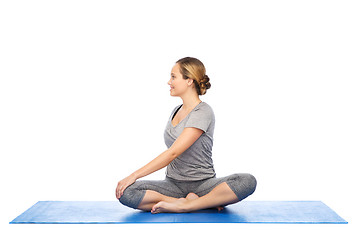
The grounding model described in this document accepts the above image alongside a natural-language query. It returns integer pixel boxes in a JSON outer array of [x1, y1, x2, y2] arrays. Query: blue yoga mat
[[10, 201, 347, 224]]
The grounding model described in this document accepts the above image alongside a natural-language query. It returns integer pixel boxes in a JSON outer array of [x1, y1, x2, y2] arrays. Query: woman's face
[[168, 64, 191, 97]]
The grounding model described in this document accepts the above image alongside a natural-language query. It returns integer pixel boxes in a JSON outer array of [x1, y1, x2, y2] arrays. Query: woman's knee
[[118, 183, 146, 209], [227, 173, 257, 201], [244, 173, 257, 194]]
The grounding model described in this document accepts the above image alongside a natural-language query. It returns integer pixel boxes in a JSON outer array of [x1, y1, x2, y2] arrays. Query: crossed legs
[[119, 174, 257, 213], [150, 182, 239, 213]]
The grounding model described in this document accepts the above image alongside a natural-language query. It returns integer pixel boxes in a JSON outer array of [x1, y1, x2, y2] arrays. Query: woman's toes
[[217, 206, 224, 211], [151, 202, 164, 214]]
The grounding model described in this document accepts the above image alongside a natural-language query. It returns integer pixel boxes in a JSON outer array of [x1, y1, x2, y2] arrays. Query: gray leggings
[[119, 173, 257, 209]]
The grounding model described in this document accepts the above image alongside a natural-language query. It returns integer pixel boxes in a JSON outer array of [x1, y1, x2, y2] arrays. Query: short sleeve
[[184, 104, 214, 132]]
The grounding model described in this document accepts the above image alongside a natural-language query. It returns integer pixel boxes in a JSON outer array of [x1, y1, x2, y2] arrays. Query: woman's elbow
[[166, 149, 179, 162]]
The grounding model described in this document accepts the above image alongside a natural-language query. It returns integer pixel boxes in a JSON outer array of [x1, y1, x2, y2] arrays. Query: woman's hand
[[115, 174, 137, 199]]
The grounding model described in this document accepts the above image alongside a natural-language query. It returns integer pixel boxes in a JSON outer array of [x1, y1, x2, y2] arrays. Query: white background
[[1, 0, 353, 239]]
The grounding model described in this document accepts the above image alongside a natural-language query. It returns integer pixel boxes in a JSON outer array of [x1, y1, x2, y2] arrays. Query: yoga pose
[[116, 57, 256, 213]]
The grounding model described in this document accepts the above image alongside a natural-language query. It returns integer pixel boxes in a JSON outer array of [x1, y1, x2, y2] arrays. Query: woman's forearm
[[130, 149, 176, 180], [116, 149, 176, 199]]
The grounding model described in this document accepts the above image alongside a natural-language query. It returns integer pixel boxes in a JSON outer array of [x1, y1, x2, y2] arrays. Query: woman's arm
[[116, 127, 203, 199]]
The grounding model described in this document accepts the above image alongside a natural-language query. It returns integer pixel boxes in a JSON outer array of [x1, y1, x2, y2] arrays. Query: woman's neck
[[180, 94, 202, 111]]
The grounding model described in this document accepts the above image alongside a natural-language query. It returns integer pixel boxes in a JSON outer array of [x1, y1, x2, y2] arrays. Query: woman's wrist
[[130, 172, 139, 181]]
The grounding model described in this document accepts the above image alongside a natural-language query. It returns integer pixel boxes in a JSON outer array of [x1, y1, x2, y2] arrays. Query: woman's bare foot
[[151, 192, 225, 213], [150, 193, 198, 213], [151, 192, 225, 214], [151, 198, 188, 213]]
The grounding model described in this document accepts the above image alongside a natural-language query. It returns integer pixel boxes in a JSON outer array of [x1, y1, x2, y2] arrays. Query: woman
[[116, 57, 256, 213]]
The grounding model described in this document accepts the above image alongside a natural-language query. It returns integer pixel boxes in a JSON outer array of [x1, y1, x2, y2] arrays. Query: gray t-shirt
[[164, 102, 216, 181]]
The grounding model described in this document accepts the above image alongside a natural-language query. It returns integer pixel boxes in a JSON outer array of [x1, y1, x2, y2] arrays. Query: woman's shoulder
[[194, 102, 213, 113], [191, 102, 214, 119]]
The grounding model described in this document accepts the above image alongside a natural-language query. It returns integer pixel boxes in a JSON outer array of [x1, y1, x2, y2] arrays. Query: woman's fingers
[[116, 175, 137, 199], [116, 182, 128, 199], [115, 186, 119, 199], [116, 186, 123, 199], [118, 186, 126, 198], [116, 182, 124, 199]]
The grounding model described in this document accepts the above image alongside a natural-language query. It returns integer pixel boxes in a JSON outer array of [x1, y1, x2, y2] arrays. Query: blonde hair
[[176, 57, 211, 95]]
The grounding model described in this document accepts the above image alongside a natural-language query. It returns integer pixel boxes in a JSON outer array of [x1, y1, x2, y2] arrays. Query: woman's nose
[[167, 78, 172, 85]]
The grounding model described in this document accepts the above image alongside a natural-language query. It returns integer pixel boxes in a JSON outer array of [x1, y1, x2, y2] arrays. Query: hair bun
[[200, 75, 211, 89], [199, 75, 211, 95]]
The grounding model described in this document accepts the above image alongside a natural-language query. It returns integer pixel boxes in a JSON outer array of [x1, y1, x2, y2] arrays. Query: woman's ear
[[186, 78, 194, 86]]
